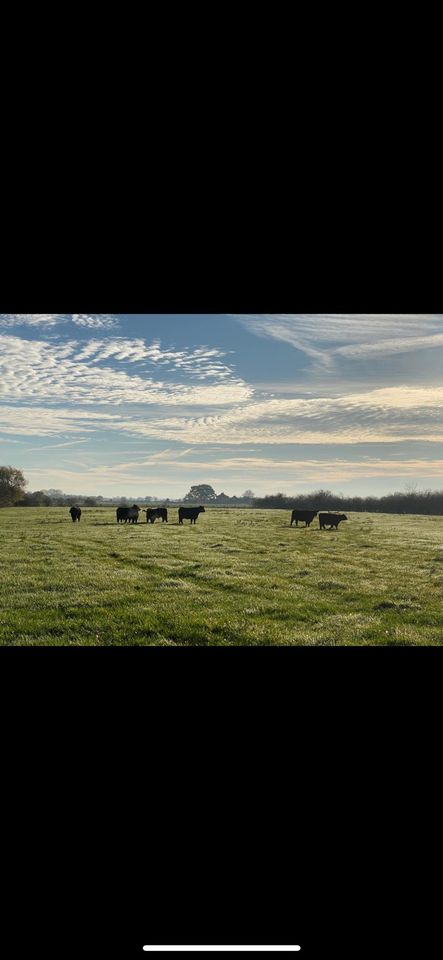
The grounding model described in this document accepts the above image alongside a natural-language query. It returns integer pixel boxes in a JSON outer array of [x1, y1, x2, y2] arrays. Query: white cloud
[[106, 385, 443, 445], [335, 332, 443, 359], [235, 314, 443, 365], [1, 382, 443, 446], [2, 384, 442, 447], [70, 315, 119, 329], [0, 405, 120, 436], [73, 337, 236, 380], [0, 334, 252, 406], [0, 314, 66, 328], [0, 313, 119, 329]]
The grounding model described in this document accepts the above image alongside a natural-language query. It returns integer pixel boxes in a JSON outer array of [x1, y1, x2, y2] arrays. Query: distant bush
[[252, 488, 443, 515]]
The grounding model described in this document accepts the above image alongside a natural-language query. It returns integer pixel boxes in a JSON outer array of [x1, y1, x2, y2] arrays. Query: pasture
[[0, 507, 442, 645]]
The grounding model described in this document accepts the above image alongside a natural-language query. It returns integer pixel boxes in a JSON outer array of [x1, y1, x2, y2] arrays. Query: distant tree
[[0, 466, 27, 506], [242, 489, 255, 500], [31, 490, 51, 506], [84, 498, 97, 507], [215, 491, 232, 504], [183, 484, 217, 503], [17, 490, 51, 507]]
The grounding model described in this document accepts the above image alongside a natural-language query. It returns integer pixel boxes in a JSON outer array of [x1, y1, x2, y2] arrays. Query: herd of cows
[[290, 509, 348, 529], [69, 505, 348, 529]]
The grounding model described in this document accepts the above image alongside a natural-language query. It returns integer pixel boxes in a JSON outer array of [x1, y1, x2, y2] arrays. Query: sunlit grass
[[0, 507, 442, 645]]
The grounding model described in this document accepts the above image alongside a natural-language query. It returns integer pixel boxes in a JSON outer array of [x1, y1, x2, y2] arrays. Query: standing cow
[[319, 512, 348, 530], [144, 507, 168, 523], [116, 505, 141, 524], [69, 506, 82, 523], [178, 506, 205, 525], [290, 509, 317, 527]]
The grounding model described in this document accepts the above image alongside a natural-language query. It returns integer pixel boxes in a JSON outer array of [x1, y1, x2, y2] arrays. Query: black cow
[[144, 507, 168, 523], [319, 512, 348, 530], [290, 509, 317, 527], [69, 506, 81, 523], [178, 505, 206, 525], [116, 505, 141, 524]]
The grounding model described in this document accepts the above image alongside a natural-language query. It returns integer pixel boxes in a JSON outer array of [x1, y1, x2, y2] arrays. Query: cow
[[69, 506, 81, 523], [290, 509, 317, 527], [116, 505, 141, 524], [178, 505, 206, 525], [144, 507, 168, 523], [319, 512, 348, 530]]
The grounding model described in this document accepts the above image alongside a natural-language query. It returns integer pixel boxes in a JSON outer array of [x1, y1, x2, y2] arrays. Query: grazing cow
[[290, 509, 317, 527], [116, 505, 141, 524], [178, 505, 206, 525], [319, 512, 348, 530], [69, 506, 81, 523], [144, 507, 168, 523]]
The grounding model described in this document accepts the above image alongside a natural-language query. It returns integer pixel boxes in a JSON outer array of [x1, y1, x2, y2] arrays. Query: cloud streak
[[234, 314, 443, 366]]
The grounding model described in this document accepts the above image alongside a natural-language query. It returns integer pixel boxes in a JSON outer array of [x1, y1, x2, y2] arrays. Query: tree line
[[2, 467, 443, 515], [252, 488, 443, 515]]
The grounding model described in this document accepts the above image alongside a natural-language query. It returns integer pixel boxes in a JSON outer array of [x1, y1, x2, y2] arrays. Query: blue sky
[[1, 313, 443, 498]]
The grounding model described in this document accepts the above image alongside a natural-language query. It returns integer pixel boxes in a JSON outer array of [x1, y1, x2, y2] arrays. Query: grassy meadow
[[0, 506, 442, 645]]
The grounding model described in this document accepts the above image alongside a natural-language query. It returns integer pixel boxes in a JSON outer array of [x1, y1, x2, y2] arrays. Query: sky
[[1, 313, 443, 498]]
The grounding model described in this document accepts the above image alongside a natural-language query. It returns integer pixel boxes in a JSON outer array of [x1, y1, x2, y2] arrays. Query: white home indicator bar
[[143, 949, 301, 953]]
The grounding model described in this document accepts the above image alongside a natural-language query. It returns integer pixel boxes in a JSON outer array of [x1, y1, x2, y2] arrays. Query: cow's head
[[199, 506, 206, 512], [340, 514, 348, 521]]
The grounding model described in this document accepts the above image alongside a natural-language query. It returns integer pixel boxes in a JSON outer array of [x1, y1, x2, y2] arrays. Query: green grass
[[0, 507, 442, 645]]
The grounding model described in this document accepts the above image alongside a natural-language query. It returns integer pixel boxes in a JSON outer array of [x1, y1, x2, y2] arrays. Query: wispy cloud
[[234, 314, 443, 366], [21, 456, 443, 498], [107, 385, 443, 445], [2, 385, 443, 446], [335, 332, 443, 359], [24, 439, 90, 452], [0, 405, 120, 436]]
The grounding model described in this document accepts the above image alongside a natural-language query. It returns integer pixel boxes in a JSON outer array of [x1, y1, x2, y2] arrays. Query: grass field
[[0, 507, 442, 645]]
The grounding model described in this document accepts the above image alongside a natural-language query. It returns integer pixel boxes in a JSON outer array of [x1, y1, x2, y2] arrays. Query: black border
[[1, 229, 442, 957]]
